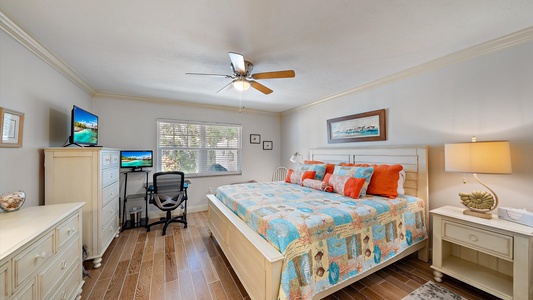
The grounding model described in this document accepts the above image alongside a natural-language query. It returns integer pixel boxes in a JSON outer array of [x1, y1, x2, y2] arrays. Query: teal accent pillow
[[333, 165, 374, 197], [297, 164, 327, 181]]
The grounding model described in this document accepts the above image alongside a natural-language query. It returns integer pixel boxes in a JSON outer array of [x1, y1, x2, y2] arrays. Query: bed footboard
[[208, 194, 284, 300]]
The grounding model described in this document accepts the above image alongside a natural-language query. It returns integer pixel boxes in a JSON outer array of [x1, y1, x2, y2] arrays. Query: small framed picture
[[263, 141, 273, 150], [250, 134, 261, 144], [0, 107, 24, 148]]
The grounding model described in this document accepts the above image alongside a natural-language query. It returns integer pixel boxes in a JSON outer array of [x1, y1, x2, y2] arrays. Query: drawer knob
[[61, 260, 67, 269], [469, 234, 478, 242], [61, 291, 67, 300], [35, 251, 47, 260], [68, 227, 76, 234]]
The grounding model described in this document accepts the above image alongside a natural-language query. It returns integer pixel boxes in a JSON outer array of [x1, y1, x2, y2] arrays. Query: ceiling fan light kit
[[233, 78, 251, 91], [186, 52, 295, 95]]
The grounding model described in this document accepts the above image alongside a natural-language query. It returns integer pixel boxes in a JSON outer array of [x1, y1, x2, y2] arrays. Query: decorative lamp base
[[463, 209, 492, 219]]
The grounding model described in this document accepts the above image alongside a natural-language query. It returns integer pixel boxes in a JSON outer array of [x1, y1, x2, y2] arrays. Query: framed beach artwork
[[327, 109, 386, 143], [0, 107, 24, 148]]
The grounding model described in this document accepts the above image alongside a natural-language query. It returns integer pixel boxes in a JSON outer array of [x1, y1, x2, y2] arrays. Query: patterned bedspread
[[215, 181, 427, 300]]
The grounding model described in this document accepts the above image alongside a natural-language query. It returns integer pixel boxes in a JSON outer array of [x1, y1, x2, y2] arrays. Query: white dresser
[[0, 202, 85, 300], [44, 147, 120, 268], [431, 206, 533, 300]]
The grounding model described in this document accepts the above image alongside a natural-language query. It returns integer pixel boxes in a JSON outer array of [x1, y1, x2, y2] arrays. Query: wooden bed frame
[[207, 146, 429, 300]]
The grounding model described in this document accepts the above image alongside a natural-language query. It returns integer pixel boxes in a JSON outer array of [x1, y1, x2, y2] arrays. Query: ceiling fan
[[186, 52, 295, 95]]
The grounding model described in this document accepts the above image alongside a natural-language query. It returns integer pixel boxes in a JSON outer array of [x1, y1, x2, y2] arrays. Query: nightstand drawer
[[443, 220, 513, 260]]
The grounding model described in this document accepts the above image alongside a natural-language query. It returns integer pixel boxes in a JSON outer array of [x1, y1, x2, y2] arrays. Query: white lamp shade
[[233, 79, 251, 91], [290, 151, 301, 163], [444, 141, 512, 174]]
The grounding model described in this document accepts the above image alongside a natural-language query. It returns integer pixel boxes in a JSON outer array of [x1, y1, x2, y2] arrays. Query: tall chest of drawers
[[44, 148, 120, 268], [0, 203, 85, 300]]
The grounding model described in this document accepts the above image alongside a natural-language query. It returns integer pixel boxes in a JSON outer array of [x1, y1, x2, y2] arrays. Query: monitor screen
[[120, 150, 153, 170], [71, 106, 98, 145]]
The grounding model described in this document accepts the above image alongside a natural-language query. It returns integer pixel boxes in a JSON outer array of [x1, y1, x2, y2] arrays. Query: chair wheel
[[146, 227, 150, 232]]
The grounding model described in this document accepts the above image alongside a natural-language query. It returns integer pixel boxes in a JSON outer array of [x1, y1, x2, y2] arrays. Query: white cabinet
[[0, 203, 85, 300], [44, 147, 120, 268], [431, 206, 533, 300]]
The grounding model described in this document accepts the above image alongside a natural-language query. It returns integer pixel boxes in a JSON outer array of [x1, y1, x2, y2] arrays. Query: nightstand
[[431, 206, 533, 300]]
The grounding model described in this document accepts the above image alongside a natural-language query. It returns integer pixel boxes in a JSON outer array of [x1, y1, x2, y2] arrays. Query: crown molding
[[94, 92, 280, 116], [0, 8, 95, 95], [282, 26, 533, 115]]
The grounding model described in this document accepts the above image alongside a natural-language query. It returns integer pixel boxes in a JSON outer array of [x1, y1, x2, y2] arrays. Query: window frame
[[156, 119, 242, 177]]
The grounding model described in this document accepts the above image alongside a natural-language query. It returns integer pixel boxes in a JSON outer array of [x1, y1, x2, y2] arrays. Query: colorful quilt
[[215, 182, 427, 300]]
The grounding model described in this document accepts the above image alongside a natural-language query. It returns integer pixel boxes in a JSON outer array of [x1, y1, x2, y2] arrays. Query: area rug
[[402, 281, 467, 300]]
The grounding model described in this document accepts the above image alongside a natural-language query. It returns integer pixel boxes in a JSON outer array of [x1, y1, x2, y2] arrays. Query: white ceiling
[[1, 1, 533, 113]]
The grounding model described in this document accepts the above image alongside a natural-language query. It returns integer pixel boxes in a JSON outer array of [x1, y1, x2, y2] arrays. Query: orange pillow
[[338, 163, 370, 167], [304, 160, 335, 174], [304, 160, 323, 164], [325, 173, 366, 199], [366, 164, 403, 198], [285, 169, 317, 185]]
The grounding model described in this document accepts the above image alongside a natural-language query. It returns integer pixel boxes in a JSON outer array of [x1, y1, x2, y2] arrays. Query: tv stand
[[63, 142, 83, 147]]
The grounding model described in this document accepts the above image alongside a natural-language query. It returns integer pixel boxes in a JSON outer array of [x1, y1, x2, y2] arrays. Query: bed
[[207, 146, 429, 300]]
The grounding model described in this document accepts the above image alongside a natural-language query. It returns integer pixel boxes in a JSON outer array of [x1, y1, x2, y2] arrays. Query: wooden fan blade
[[185, 72, 233, 78], [216, 81, 233, 93], [251, 81, 273, 95], [229, 52, 246, 74], [252, 70, 295, 80]]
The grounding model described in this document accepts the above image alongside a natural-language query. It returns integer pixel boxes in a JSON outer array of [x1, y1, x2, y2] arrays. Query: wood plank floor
[[81, 211, 499, 300]]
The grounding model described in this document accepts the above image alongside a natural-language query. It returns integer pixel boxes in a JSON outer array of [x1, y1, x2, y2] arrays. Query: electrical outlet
[[208, 187, 213, 193]]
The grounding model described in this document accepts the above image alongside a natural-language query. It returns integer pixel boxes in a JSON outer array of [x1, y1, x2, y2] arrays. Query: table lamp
[[444, 138, 512, 219], [290, 151, 302, 164]]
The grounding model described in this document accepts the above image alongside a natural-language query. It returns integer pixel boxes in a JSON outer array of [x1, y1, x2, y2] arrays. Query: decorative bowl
[[0, 191, 26, 212]]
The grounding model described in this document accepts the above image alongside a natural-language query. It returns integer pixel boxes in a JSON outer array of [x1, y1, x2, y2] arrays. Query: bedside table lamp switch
[[444, 138, 512, 219]]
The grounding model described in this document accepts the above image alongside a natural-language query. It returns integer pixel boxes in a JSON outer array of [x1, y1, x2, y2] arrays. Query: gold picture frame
[[0, 107, 24, 148]]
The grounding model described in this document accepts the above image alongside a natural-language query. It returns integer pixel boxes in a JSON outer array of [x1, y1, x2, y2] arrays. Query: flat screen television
[[68, 105, 98, 146], [120, 150, 153, 171]]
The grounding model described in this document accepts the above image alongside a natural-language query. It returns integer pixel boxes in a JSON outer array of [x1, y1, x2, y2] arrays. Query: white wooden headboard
[[309, 146, 429, 222]]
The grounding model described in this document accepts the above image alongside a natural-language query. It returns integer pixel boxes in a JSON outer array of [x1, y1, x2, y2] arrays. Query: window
[[157, 119, 242, 177]]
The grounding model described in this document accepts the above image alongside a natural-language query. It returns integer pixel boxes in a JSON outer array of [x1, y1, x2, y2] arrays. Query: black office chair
[[146, 171, 188, 236]]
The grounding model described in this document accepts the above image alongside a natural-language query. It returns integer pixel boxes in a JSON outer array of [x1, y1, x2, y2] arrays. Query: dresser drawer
[[102, 181, 119, 207], [13, 231, 54, 288], [102, 167, 119, 188], [101, 151, 119, 168], [56, 214, 80, 250], [39, 238, 79, 299], [0, 261, 10, 300], [102, 215, 118, 248], [443, 220, 513, 260], [102, 199, 118, 226], [10, 277, 35, 300], [111, 151, 120, 166], [47, 263, 81, 300]]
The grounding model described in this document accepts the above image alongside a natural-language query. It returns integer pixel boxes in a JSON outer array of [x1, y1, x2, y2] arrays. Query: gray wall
[[93, 96, 281, 213], [281, 40, 533, 212], [0, 30, 93, 207]]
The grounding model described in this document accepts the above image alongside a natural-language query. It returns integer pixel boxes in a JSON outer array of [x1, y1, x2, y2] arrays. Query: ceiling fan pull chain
[[239, 90, 242, 113]]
